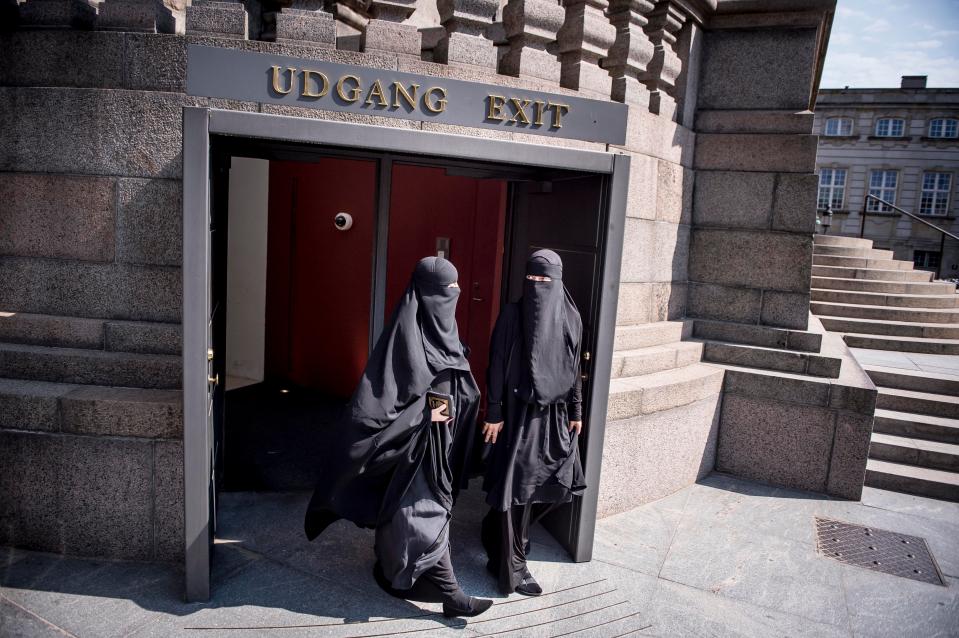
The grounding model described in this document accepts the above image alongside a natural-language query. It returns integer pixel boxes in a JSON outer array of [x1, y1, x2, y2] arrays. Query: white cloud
[[932, 29, 959, 37], [838, 6, 867, 17], [863, 18, 892, 32], [822, 49, 959, 88], [915, 39, 944, 49]]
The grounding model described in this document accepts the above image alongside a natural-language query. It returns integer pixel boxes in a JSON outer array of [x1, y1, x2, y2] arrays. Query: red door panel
[[265, 158, 377, 398], [386, 164, 507, 401]]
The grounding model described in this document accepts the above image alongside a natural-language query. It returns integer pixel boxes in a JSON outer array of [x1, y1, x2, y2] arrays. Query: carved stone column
[[639, 0, 684, 119], [499, 0, 565, 85], [364, 0, 421, 56], [601, 0, 655, 105], [259, 0, 335, 47], [433, 0, 499, 69], [556, 0, 617, 95]]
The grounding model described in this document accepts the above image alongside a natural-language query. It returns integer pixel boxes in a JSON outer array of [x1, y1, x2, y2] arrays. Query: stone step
[[813, 234, 875, 249], [812, 265, 934, 282], [864, 458, 959, 501], [818, 315, 959, 339], [876, 386, 959, 419], [610, 341, 703, 379], [613, 320, 692, 352], [606, 363, 723, 421], [870, 432, 959, 472], [0, 311, 181, 355], [0, 377, 182, 438], [863, 365, 959, 397], [873, 408, 959, 444], [841, 333, 959, 355], [0, 342, 180, 389], [811, 276, 955, 295], [691, 319, 821, 353], [812, 245, 895, 259], [701, 340, 840, 378], [810, 288, 959, 309], [811, 301, 959, 324], [812, 254, 915, 271]]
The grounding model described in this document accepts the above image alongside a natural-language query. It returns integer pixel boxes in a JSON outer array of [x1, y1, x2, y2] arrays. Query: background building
[[814, 76, 959, 276]]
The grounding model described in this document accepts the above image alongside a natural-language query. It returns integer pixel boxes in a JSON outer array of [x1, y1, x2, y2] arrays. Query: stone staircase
[[811, 234, 959, 354], [862, 365, 959, 501], [0, 311, 181, 438], [607, 320, 721, 420]]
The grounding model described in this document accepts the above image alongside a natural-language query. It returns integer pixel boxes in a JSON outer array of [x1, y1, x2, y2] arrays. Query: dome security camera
[[334, 212, 353, 231]]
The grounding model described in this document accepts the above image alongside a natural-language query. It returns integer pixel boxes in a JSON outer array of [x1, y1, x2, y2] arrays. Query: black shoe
[[515, 570, 542, 597], [443, 596, 493, 618]]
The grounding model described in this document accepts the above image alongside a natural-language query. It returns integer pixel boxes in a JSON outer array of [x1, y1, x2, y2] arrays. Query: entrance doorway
[[183, 108, 628, 601]]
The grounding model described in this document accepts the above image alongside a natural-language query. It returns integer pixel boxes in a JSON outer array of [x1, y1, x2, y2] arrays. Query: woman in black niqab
[[304, 256, 492, 618], [481, 249, 587, 596]]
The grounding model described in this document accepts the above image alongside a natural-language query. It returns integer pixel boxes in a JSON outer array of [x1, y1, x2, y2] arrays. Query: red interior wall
[[386, 164, 507, 401], [265, 158, 377, 398]]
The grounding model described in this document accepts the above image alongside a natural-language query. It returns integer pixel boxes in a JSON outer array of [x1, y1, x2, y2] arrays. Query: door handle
[[208, 373, 219, 386]]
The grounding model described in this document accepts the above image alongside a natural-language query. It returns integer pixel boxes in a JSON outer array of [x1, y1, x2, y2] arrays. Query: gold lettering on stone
[[486, 95, 507, 121], [365, 79, 389, 107], [509, 98, 533, 124], [270, 65, 296, 95], [533, 100, 546, 126], [300, 69, 330, 98], [336, 75, 362, 103], [547, 101, 570, 128], [392, 82, 420, 109], [423, 86, 448, 113]]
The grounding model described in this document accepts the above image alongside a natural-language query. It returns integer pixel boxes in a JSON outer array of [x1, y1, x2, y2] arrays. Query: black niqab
[[304, 256, 478, 541], [522, 250, 582, 405]]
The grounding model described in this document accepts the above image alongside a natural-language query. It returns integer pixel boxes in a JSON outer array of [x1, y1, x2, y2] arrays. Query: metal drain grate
[[815, 517, 945, 586]]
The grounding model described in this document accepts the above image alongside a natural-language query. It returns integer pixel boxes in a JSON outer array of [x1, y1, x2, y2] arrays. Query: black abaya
[[304, 257, 480, 597], [482, 250, 587, 594]]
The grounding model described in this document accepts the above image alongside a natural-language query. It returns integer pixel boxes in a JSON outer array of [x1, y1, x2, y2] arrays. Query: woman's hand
[[569, 420, 582, 436], [431, 405, 452, 424], [483, 421, 504, 444]]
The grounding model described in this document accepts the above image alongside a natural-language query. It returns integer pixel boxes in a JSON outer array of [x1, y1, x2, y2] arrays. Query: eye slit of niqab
[[525, 275, 551, 282]]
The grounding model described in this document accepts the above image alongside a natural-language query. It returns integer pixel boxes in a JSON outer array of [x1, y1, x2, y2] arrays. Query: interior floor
[[222, 382, 346, 491]]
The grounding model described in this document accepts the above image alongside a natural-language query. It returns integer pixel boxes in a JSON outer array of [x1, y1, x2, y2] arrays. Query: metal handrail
[[858, 194, 958, 279]]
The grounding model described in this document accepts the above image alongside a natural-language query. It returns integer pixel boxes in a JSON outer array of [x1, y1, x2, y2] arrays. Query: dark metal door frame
[[183, 107, 629, 601]]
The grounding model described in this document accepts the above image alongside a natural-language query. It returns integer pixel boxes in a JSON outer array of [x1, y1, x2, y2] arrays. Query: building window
[[824, 117, 853, 136], [874, 118, 905, 137], [817, 168, 847, 210], [913, 250, 941, 270], [867, 170, 898, 211], [929, 118, 958, 138], [920, 172, 953, 216]]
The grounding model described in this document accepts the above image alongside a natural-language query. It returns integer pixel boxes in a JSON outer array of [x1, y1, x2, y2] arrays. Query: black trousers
[[481, 504, 531, 595], [375, 550, 469, 607]]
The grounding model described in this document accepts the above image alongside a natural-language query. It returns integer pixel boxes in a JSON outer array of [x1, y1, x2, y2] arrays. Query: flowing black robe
[[304, 257, 480, 589], [481, 302, 586, 512]]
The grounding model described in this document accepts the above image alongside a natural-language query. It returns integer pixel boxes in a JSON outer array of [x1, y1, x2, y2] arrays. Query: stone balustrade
[[433, 0, 500, 68], [499, 0, 566, 84], [638, 0, 685, 120], [556, 0, 616, 96], [602, 0, 655, 106]]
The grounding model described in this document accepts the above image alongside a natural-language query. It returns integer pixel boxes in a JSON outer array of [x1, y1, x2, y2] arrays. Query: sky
[[820, 0, 959, 88]]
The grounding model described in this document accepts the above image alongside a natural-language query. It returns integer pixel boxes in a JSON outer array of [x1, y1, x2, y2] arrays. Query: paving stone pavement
[[2, 473, 957, 637]]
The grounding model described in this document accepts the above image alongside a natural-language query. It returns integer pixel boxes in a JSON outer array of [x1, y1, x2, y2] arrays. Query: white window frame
[[920, 171, 953, 216], [823, 117, 853, 136], [867, 169, 898, 212], [928, 118, 958, 139], [817, 167, 847, 210], [874, 118, 905, 137]]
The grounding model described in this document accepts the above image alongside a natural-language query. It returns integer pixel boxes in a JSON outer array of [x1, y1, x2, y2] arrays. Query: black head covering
[[304, 256, 478, 539], [522, 249, 582, 405]]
